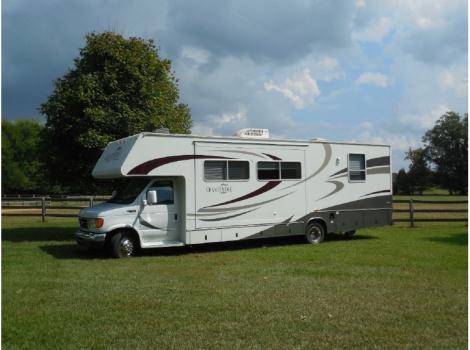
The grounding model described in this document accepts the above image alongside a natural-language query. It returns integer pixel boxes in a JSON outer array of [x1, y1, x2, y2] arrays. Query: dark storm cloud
[[162, 0, 355, 62], [2, 0, 358, 119], [2, 0, 167, 119]]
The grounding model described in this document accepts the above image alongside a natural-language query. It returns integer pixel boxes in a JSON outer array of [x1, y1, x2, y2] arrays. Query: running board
[[142, 240, 185, 248]]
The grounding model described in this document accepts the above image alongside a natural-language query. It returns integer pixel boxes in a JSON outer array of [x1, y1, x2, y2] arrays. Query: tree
[[404, 147, 432, 195], [394, 168, 411, 195], [422, 111, 467, 195], [2, 119, 47, 193], [40, 32, 192, 193]]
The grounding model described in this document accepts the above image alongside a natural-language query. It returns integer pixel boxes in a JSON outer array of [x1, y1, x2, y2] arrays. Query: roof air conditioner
[[235, 128, 270, 139]]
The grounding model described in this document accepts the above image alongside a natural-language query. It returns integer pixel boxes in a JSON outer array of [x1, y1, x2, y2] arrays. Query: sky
[[2, 0, 468, 170]]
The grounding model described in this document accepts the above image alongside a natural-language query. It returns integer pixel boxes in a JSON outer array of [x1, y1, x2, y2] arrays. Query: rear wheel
[[109, 231, 137, 258], [305, 221, 326, 244]]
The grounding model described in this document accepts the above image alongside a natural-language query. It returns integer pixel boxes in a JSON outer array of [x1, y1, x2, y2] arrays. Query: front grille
[[79, 217, 88, 230]]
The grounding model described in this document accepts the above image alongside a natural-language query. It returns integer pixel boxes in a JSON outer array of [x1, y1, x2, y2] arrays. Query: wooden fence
[[1, 197, 467, 226], [392, 199, 467, 226], [1, 196, 108, 221]]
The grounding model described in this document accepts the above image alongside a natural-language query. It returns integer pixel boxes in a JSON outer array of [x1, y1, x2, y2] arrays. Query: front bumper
[[75, 230, 107, 249]]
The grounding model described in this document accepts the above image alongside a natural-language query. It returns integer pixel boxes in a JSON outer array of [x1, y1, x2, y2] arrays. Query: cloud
[[181, 46, 211, 66], [162, 0, 356, 63], [352, 16, 392, 42], [264, 69, 321, 109], [207, 109, 247, 128], [191, 123, 215, 136], [356, 72, 389, 87], [398, 104, 450, 130]]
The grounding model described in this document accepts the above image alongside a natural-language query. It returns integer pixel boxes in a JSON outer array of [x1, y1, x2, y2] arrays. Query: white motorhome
[[76, 129, 393, 258]]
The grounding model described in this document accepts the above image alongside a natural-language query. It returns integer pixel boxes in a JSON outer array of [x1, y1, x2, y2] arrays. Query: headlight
[[95, 218, 104, 229], [87, 218, 104, 230]]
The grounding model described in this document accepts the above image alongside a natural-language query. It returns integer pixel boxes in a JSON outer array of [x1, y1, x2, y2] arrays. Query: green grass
[[2, 216, 468, 349]]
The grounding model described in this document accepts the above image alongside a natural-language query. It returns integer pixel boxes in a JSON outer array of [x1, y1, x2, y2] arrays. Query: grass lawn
[[2, 215, 468, 349]]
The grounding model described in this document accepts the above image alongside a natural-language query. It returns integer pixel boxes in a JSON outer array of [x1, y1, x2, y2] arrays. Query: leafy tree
[[404, 147, 432, 195], [2, 119, 47, 193], [422, 112, 468, 195], [394, 168, 411, 195], [40, 32, 192, 193]]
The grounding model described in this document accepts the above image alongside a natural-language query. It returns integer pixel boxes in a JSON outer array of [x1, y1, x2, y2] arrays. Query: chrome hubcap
[[308, 226, 322, 242], [120, 238, 134, 257]]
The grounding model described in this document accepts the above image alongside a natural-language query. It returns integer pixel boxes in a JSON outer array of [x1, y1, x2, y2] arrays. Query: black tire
[[305, 221, 326, 244], [109, 231, 137, 258], [344, 230, 356, 237]]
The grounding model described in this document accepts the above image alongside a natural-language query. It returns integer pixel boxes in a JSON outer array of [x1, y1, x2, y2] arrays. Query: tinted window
[[204, 161, 227, 180], [147, 181, 174, 205], [108, 178, 150, 204], [228, 161, 249, 180], [258, 162, 280, 180], [349, 154, 366, 181], [281, 162, 301, 179]]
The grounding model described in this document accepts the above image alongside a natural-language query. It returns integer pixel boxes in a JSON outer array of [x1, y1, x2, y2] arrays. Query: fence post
[[41, 197, 46, 222], [89, 197, 94, 207], [409, 199, 414, 227]]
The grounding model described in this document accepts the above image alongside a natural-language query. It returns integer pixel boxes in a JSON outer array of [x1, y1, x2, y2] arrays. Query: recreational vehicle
[[76, 129, 393, 258]]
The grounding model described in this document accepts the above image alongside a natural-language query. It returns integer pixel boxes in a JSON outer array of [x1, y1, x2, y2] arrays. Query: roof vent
[[153, 128, 170, 134], [235, 128, 270, 139], [311, 137, 327, 141]]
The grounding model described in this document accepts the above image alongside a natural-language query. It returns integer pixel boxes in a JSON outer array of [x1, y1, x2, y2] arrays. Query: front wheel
[[109, 232, 137, 258], [305, 222, 326, 244]]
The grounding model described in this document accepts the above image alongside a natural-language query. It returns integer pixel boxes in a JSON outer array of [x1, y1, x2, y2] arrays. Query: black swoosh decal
[[263, 153, 282, 160], [204, 181, 281, 208], [139, 217, 162, 229], [199, 209, 257, 222], [128, 154, 232, 175], [199, 191, 295, 213], [360, 189, 391, 197], [367, 156, 390, 168], [367, 166, 390, 175], [329, 167, 347, 178], [318, 180, 344, 200]]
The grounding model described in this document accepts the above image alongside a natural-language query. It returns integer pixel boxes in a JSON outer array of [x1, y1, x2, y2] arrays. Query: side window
[[228, 161, 249, 180], [257, 162, 280, 180], [348, 154, 366, 181], [281, 162, 301, 179], [258, 161, 302, 180], [147, 181, 174, 205], [204, 161, 227, 181], [204, 160, 249, 181]]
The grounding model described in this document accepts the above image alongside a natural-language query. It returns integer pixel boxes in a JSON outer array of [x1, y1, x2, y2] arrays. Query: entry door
[[139, 180, 179, 243]]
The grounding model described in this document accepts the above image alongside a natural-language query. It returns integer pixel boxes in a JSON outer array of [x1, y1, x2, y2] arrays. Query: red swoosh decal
[[205, 181, 281, 208], [128, 155, 232, 175]]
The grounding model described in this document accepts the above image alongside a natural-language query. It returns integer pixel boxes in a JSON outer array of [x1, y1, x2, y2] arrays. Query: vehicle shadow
[[40, 244, 108, 260], [424, 232, 468, 246], [2, 226, 75, 242], [40, 233, 377, 260]]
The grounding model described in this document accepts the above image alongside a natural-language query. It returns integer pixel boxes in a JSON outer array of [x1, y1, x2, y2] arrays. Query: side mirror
[[147, 190, 158, 205]]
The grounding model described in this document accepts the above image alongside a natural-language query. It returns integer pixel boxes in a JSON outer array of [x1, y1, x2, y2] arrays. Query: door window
[[147, 181, 174, 205]]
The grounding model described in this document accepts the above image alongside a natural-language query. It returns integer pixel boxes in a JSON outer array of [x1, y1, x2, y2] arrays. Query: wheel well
[[306, 218, 327, 233], [106, 227, 141, 248]]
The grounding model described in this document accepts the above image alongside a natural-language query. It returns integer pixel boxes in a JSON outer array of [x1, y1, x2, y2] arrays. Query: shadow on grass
[[424, 232, 468, 246], [2, 226, 75, 242], [40, 233, 377, 260], [40, 244, 108, 260]]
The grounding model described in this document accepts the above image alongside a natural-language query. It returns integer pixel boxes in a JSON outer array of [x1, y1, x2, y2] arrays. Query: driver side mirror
[[146, 190, 158, 205]]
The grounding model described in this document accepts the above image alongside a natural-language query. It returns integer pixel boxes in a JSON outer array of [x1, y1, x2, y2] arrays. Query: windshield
[[108, 178, 150, 204]]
